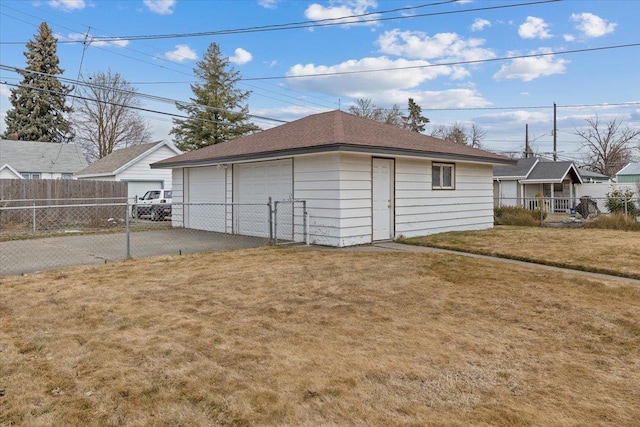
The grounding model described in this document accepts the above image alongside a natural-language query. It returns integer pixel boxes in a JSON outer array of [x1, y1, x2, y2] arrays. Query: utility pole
[[553, 102, 557, 161]]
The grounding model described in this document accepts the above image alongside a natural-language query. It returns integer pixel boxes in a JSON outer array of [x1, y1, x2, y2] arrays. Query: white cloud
[[286, 56, 467, 98], [471, 18, 491, 32], [48, 0, 85, 11], [493, 48, 568, 82], [412, 88, 491, 109], [570, 12, 616, 38], [143, 0, 175, 15], [518, 16, 552, 39], [476, 111, 549, 126], [563, 33, 576, 42], [376, 29, 496, 63], [258, 0, 281, 8], [229, 48, 252, 65], [67, 33, 129, 48], [0, 83, 10, 98], [305, 0, 379, 27], [163, 45, 197, 63]]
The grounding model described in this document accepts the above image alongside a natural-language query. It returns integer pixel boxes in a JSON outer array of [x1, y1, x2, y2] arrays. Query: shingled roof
[[493, 157, 583, 184], [75, 141, 178, 177], [153, 110, 512, 168], [0, 139, 87, 173]]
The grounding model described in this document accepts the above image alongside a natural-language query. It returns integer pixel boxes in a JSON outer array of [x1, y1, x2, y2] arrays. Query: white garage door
[[127, 181, 164, 202], [187, 166, 226, 232], [235, 159, 293, 238]]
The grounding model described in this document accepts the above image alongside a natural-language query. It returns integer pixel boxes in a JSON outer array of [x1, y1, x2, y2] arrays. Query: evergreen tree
[[171, 42, 259, 151], [4, 22, 73, 142], [403, 98, 430, 133]]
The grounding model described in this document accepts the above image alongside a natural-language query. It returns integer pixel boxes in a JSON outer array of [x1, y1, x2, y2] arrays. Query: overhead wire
[[0, 0, 560, 44]]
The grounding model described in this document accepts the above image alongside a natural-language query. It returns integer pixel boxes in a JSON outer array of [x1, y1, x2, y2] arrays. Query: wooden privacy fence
[[0, 179, 127, 201], [0, 179, 128, 231]]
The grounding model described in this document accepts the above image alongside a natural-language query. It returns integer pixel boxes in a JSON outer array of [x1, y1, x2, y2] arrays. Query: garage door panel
[[236, 159, 292, 238], [187, 166, 226, 232]]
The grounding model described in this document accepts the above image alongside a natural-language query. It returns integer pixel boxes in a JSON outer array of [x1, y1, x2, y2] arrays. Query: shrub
[[585, 213, 640, 231], [494, 206, 545, 226], [605, 187, 637, 216]]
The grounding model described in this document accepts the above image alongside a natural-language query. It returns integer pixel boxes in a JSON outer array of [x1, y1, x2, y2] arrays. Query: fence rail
[[496, 195, 640, 216], [0, 199, 307, 275]]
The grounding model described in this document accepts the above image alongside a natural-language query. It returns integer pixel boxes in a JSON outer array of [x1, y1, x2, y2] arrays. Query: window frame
[[21, 172, 41, 179], [432, 162, 456, 190]]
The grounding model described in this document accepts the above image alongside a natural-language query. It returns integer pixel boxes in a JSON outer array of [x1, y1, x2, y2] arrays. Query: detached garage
[[76, 141, 182, 201], [153, 110, 513, 247]]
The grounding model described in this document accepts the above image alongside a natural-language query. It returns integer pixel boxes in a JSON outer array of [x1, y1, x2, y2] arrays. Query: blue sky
[[1, 0, 638, 161]]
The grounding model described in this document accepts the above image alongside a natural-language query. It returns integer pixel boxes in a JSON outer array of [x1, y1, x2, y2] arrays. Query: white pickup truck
[[132, 189, 172, 221]]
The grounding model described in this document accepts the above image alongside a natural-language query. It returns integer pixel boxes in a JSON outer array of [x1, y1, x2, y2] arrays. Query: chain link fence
[[0, 198, 307, 275]]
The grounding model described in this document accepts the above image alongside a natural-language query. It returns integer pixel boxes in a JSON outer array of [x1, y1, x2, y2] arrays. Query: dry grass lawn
[[1, 247, 639, 426], [403, 226, 640, 279]]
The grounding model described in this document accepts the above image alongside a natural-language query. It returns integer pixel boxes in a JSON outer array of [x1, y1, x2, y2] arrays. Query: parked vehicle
[[132, 189, 172, 221]]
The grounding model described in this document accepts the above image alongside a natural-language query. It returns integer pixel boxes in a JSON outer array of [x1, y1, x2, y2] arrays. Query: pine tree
[[171, 42, 259, 151], [4, 22, 73, 142], [403, 98, 429, 133]]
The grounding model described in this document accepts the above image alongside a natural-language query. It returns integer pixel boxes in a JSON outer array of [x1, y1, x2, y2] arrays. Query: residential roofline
[[152, 143, 514, 169]]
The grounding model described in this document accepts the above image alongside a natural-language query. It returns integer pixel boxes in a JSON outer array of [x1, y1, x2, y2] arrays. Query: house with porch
[[493, 157, 583, 212]]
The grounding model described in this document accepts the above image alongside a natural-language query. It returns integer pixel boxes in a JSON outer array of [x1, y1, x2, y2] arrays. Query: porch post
[[550, 183, 555, 213], [570, 181, 574, 208]]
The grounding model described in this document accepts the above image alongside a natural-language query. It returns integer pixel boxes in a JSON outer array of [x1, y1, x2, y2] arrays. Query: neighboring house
[[578, 168, 611, 184], [493, 157, 583, 212], [75, 141, 181, 200], [0, 139, 88, 180], [574, 168, 613, 211], [153, 110, 512, 247], [616, 162, 640, 184]]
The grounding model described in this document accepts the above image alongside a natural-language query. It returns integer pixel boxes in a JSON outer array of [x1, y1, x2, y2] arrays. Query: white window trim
[[432, 163, 455, 190]]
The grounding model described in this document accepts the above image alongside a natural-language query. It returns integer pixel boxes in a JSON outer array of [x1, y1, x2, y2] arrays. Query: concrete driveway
[[0, 228, 268, 276]]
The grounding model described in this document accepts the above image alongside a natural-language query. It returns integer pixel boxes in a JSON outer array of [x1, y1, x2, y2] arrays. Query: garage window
[[432, 163, 455, 190]]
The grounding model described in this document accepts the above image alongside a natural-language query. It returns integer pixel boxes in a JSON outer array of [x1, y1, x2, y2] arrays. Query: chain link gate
[[272, 199, 308, 245]]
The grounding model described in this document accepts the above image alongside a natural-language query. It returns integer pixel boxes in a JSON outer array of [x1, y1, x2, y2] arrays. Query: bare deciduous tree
[[74, 69, 151, 161], [431, 122, 486, 148], [348, 98, 403, 127], [575, 116, 640, 176]]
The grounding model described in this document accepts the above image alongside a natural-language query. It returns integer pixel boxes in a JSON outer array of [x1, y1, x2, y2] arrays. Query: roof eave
[[152, 143, 513, 169], [112, 141, 176, 175]]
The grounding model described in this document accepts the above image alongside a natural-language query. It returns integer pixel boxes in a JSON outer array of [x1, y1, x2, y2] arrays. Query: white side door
[[372, 158, 394, 241]]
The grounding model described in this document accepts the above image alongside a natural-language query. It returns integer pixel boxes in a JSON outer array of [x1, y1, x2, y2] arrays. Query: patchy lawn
[[402, 226, 640, 279], [1, 247, 639, 426]]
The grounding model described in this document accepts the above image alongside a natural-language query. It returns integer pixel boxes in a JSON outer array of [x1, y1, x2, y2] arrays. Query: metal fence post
[[32, 199, 36, 234], [268, 197, 273, 244], [624, 195, 628, 216], [274, 201, 279, 245], [125, 199, 131, 259], [303, 200, 309, 245]]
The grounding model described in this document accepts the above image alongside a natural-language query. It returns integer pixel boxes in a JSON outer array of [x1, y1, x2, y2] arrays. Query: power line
[[0, 0, 561, 44], [244, 42, 640, 81], [1, 79, 288, 126], [3, 64, 639, 115]]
